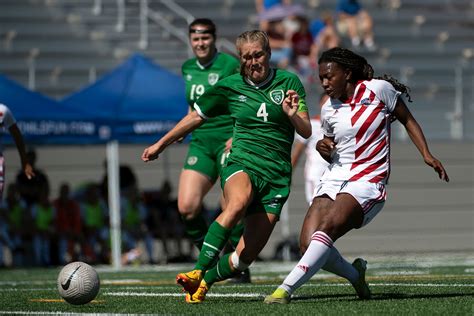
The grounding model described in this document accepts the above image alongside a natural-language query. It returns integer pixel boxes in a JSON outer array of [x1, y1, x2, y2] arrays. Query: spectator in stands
[[2, 183, 32, 266], [16, 148, 48, 208], [120, 185, 154, 265], [255, 0, 292, 14], [53, 182, 83, 265], [336, 0, 376, 51], [0, 104, 34, 199], [31, 186, 55, 266], [80, 183, 109, 264], [267, 19, 293, 68], [309, 12, 340, 61], [255, 0, 293, 30], [146, 180, 193, 263], [291, 16, 314, 79], [100, 162, 138, 202]]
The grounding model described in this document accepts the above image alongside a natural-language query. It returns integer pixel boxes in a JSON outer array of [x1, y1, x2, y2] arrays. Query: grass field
[[0, 252, 473, 315]]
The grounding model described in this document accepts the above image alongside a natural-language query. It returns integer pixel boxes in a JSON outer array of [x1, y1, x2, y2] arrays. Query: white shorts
[[314, 180, 387, 227]]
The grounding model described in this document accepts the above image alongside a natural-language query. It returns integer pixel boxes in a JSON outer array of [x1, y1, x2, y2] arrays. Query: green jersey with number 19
[[182, 52, 239, 142], [194, 68, 308, 186]]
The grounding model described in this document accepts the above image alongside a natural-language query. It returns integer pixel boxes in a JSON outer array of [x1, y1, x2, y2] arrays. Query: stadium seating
[[1, 0, 472, 139]]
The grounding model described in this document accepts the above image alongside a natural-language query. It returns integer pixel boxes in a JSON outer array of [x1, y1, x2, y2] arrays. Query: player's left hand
[[424, 155, 449, 182], [282, 90, 299, 118]]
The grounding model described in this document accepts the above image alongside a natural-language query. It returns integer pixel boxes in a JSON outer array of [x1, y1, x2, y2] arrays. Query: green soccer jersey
[[182, 51, 239, 143], [194, 68, 308, 186]]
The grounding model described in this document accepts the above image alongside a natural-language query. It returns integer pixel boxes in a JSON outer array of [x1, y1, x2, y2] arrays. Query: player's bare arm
[[142, 111, 205, 162], [393, 98, 449, 182], [283, 90, 311, 139], [291, 141, 306, 168], [9, 123, 35, 179]]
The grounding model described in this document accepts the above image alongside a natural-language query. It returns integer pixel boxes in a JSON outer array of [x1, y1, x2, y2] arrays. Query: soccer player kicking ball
[[264, 47, 449, 304], [142, 30, 311, 303]]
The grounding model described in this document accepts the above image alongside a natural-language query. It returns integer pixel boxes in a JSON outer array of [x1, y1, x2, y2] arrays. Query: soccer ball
[[57, 261, 100, 305]]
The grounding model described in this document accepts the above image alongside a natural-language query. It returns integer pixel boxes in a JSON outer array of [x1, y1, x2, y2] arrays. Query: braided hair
[[318, 47, 412, 102]]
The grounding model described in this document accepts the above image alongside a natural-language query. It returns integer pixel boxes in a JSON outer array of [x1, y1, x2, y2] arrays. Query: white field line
[[103, 282, 474, 298], [104, 291, 262, 297]]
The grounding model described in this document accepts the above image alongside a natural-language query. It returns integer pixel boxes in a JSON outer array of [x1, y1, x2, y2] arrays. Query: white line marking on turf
[[104, 291, 263, 298]]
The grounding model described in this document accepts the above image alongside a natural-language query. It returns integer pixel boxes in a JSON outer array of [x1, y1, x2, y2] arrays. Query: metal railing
[[138, 0, 236, 56]]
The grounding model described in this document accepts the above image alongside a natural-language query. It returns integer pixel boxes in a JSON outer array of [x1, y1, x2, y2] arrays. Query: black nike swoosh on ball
[[61, 266, 81, 290]]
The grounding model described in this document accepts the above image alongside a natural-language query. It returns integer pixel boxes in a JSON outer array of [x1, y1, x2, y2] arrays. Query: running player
[[142, 30, 311, 303], [0, 103, 34, 197], [179, 19, 242, 251], [264, 47, 449, 304]]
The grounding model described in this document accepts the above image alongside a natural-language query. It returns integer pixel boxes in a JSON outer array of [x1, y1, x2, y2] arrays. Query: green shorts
[[183, 137, 228, 182], [220, 162, 290, 218]]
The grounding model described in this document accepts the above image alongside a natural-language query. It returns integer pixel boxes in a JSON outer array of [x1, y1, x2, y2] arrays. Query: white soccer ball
[[57, 261, 100, 305]]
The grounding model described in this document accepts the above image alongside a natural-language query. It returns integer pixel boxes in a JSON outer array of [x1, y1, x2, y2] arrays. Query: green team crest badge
[[270, 90, 284, 104], [208, 73, 219, 85], [187, 156, 198, 165]]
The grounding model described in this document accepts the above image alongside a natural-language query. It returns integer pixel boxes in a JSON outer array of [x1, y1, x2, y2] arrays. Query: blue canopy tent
[[61, 53, 188, 268], [61, 53, 188, 143], [0, 74, 103, 144]]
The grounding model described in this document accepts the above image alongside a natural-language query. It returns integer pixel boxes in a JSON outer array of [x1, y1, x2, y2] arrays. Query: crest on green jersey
[[270, 90, 284, 104], [208, 73, 219, 85], [187, 156, 198, 165]]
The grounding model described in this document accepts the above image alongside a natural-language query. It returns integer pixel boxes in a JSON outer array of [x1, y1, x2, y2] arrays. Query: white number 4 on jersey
[[257, 103, 268, 122]]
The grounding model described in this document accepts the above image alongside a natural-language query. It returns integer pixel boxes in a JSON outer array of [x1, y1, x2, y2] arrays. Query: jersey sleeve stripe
[[193, 102, 208, 120]]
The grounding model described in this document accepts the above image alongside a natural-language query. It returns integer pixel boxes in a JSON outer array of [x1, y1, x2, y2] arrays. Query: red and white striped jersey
[[320, 79, 401, 184], [0, 103, 15, 129], [0, 103, 16, 154]]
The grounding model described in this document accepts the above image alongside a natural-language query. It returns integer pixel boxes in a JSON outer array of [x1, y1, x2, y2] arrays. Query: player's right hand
[[316, 138, 336, 160], [141, 144, 160, 162]]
